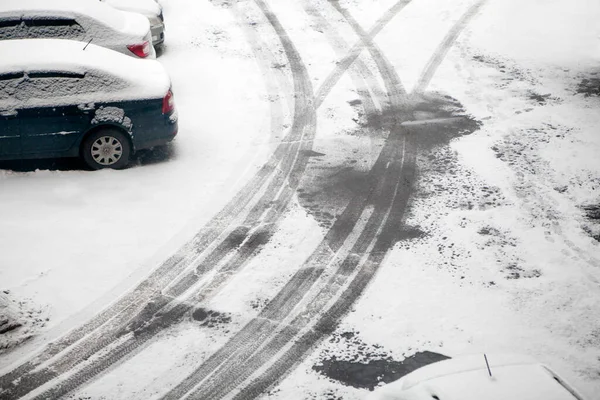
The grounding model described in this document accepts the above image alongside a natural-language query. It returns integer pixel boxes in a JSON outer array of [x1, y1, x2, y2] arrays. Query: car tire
[[81, 128, 131, 170]]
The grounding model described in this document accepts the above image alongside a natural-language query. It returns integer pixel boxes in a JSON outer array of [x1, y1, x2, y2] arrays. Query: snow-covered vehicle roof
[[0, 39, 170, 109], [101, 0, 162, 19], [0, 0, 127, 31], [0, 0, 153, 58], [369, 354, 587, 400]]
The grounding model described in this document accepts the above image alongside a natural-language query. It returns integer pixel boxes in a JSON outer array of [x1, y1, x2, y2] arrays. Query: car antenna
[[484, 354, 492, 377], [83, 38, 93, 51]]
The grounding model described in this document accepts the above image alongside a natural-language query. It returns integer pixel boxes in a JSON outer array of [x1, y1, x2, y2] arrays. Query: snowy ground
[[1, 0, 600, 399]]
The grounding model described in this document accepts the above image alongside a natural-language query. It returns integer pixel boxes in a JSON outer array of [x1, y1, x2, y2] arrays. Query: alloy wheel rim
[[91, 136, 123, 166]]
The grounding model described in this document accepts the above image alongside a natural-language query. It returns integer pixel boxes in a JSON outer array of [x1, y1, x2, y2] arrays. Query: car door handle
[[0, 110, 18, 118], [78, 104, 95, 113]]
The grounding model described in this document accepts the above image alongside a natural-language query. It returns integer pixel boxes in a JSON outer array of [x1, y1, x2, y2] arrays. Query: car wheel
[[82, 128, 131, 170]]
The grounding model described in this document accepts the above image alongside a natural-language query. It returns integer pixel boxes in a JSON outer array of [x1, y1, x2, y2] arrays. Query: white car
[[101, 0, 165, 47], [0, 0, 155, 58], [368, 354, 587, 400]]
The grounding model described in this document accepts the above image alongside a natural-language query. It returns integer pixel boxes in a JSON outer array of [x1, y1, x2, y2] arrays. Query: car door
[[18, 72, 93, 156], [0, 72, 24, 157]]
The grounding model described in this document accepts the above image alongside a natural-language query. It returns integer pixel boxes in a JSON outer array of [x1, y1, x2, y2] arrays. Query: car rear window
[[27, 71, 86, 80], [22, 18, 85, 40]]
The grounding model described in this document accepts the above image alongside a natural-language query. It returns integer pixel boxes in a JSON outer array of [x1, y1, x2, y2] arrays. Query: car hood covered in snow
[[0, 39, 170, 108]]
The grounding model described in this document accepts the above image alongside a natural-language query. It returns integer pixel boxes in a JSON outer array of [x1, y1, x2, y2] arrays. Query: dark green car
[[0, 38, 177, 169]]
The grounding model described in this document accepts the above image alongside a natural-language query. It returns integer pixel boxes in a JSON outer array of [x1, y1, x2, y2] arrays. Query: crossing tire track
[[301, 0, 385, 118], [314, 0, 412, 109]]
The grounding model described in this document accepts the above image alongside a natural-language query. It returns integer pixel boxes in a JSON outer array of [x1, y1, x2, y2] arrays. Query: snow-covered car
[[0, 0, 155, 59], [101, 0, 165, 47], [368, 354, 587, 400], [0, 39, 178, 170]]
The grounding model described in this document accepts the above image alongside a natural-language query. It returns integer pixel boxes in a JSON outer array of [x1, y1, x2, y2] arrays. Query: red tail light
[[127, 41, 151, 58], [162, 89, 175, 114]]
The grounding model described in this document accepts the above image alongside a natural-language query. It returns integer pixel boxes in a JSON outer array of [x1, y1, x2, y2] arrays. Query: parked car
[[101, 0, 165, 47], [0, 39, 178, 170], [368, 354, 587, 400], [0, 0, 155, 58]]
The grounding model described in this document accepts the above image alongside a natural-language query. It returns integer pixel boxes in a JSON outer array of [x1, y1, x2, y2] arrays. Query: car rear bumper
[[151, 23, 165, 46], [135, 111, 177, 151]]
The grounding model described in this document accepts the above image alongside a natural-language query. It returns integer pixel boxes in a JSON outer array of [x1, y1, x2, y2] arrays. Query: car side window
[[15, 71, 127, 107], [17, 72, 88, 105], [22, 18, 85, 40]]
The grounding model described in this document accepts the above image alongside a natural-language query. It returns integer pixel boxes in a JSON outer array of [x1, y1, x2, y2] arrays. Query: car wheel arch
[[80, 123, 134, 155]]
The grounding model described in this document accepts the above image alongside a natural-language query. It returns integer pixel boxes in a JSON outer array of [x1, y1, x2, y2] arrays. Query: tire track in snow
[[413, 0, 489, 94], [301, 0, 385, 118], [0, 0, 316, 397], [160, 1, 415, 398], [314, 0, 412, 109]]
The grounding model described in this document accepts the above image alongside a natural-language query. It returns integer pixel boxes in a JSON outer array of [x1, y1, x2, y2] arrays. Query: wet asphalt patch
[[576, 76, 600, 97], [581, 204, 600, 243], [313, 350, 450, 390], [582, 204, 600, 221], [192, 308, 232, 328], [298, 92, 480, 233]]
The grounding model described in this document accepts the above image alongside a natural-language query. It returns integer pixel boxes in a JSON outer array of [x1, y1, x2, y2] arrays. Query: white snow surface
[[1, 0, 600, 399]]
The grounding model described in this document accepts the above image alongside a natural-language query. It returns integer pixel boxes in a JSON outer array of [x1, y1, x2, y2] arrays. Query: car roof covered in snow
[[102, 0, 162, 18], [370, 354, 586, 400], [0, 39, 170, 103], [400, 354, 540, 388], [0, 0, 127, 30]]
